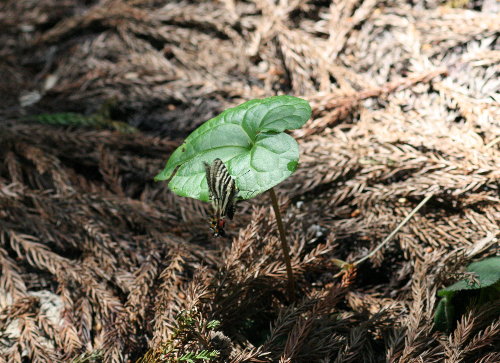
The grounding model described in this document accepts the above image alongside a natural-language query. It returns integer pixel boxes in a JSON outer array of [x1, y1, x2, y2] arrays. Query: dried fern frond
[[1, 0, 499, 361]]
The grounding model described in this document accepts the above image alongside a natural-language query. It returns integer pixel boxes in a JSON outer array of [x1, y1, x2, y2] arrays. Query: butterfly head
[[209, 217, 226, 237]]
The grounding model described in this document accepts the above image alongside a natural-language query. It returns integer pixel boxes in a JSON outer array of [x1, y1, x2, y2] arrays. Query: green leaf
[[155, 96, 311, 202], [179, 350, 219, 362], [206, 320, 220, 330], [438, 256, 500, 297], [29, 112, 138, 133], [434, 256, 500, 332]]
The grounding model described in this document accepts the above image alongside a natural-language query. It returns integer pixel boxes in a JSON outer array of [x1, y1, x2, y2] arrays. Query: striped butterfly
[[204, 158, 238, 237]]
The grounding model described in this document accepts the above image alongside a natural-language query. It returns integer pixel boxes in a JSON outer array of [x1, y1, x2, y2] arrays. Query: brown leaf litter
[[0, 0, 499, 362]]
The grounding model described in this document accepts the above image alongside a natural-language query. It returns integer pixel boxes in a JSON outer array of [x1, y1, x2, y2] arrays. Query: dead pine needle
[[1, 0, 499, 361]]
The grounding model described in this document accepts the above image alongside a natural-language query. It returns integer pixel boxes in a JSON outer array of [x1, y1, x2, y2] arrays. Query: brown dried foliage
[[1, 0, 499, 362]]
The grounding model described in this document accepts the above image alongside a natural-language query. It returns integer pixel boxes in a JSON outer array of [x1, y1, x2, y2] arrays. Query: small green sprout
[[179, 350, 219, 362], [155, 95, 312, 296]]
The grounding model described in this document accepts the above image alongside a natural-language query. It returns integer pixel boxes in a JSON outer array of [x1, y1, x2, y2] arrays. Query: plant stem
[[353, 193, 433, 266], [269, 187, 295, 299]]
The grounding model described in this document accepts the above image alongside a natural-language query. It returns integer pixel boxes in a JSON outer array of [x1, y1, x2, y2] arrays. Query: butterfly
[[204, 158, 238, 237]]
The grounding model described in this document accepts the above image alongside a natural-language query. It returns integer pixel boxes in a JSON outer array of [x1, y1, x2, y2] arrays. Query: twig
[[269, 187, 295, 299], [485, 136, 500, 149], [353, 193, 434, 266]]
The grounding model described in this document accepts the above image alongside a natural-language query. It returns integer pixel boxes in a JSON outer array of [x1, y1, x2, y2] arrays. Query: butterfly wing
[[204, 160, 215, 201], [224, 179, 237, 220], [204, 158, 237, 220]]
